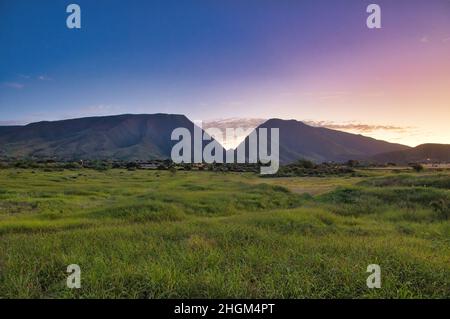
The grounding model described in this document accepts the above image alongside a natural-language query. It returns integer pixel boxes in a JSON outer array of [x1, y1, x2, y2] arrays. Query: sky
[[0, 0, 449, 147]]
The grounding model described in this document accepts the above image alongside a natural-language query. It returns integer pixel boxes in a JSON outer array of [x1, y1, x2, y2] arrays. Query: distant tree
[[411, 163, 424, 172], [126, 162, 138, 170], [346, 160, 359, 167], [387, 162, 397, 167], [297, 159, 315, 169], [63, 162, 82, 169], [14, 159, 38, 169], [93, 160, 111, 171], [112, 162, 122, 169]]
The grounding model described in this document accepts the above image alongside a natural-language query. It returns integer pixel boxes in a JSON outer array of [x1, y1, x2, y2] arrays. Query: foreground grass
[[0, 169, 448, 298]]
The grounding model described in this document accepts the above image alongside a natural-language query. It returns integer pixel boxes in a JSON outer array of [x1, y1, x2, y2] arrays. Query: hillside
[[0, 114, 208, 161], [236, 119, 410, 164], [0, 115, 423, 164], [369, 144, 450, 164]]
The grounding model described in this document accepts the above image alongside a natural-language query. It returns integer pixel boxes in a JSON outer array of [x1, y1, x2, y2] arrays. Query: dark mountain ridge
[[0, 114, 205, 161], [1, 114, 442, 164], [237, 118, 410, 164], [369, 144, 450, 164]]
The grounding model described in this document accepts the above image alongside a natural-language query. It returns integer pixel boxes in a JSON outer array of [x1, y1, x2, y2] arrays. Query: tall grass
[[0, 169, 448, 298]]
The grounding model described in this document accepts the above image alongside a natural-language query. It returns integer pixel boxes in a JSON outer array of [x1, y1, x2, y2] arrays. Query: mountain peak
[[238, 118, 410, 164], [0, 113, 199, 161], [2, 114, 442, 164]]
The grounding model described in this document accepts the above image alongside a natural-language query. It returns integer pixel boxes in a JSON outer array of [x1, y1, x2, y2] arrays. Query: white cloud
[[59, 104, 125, 120], [37, 75, 51, 81], [2, 82, 24, 89], [0, 120, 27, 126], [304, 120, 412, 133], [202, 118, 266, 149]]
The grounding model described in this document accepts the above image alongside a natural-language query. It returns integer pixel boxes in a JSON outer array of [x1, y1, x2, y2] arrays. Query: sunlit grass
[[0, 169, 448, 298]]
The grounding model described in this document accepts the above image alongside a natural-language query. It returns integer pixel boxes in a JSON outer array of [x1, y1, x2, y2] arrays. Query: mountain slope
[[369, 144, 450, 164], [236, 119, 410, 164], [0, 114, 208, 161], [0, 115, 416, 163]]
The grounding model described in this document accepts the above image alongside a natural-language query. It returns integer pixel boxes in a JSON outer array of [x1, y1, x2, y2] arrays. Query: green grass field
[[0, 168, 449, 298]]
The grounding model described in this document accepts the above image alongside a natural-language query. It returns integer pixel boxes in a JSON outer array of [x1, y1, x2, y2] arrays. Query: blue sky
[[1, 0, 449, 146]]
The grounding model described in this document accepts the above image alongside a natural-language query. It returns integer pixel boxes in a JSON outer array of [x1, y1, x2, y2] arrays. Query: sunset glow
[[1, 0, 449, 146]]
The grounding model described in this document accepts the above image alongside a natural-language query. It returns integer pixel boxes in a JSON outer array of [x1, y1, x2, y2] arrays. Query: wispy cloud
[[288, 91, 385, 100], [203, 118, 266, 149], [58, 104, 125, 120], [297, 91, 350, 99], [420, 36, 429, 43], [37, 75, 51, 81], [304, 120, 411, 133], [202, 118, 415, 149], [203, 118, 411, 135], [0, 120, 27, 126], [2, 74, 52, 90], [443, 36, 450, 43], [203, 118, 266, 130], [2, 82, 25, 89]]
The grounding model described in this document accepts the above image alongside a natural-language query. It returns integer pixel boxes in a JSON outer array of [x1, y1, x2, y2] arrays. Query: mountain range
[[0, 114, 448, 164], [369, 143, 450, 164], [237, 119, 410, 164], [0, 114, 200, 161]]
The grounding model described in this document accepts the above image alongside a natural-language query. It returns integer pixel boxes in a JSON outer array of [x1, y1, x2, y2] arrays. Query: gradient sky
[[1, 0, 449, 146]]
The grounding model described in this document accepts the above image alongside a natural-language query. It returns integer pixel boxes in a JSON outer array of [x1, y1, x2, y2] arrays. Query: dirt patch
[[0, 201, 39, 214]]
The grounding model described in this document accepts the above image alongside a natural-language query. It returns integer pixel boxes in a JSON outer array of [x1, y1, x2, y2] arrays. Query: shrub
[[430, 199, 449, 220], [63, 162, 81, 169], [13, 159, 38, 169], [126, 162, 138, 169], [297, 159, 315, 169], [346, 160, 359, 167], [92, 161, 111, 171], [411, 163, 424, 172]]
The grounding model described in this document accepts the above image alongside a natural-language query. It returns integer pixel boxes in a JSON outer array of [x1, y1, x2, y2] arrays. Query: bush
[[63, 162, 81, 169], [297, 159, 315, 169], [431, 199, 449, 220], [92, 160, 111, 171], [13, 160, 39, 169], [126, 162, 138, 169], [346, 160, 359, 167], [411, 163, 424, 172]]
